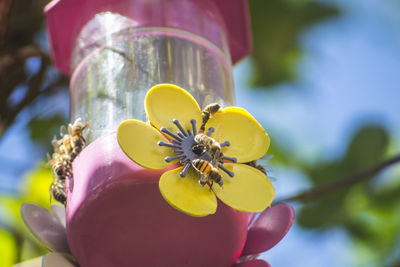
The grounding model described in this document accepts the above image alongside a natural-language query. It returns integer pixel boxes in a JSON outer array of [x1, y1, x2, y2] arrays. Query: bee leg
[[198, 173, 207, 186]]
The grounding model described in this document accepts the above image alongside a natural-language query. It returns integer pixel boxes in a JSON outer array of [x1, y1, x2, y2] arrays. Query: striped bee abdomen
[[193, 159, 212, 173]]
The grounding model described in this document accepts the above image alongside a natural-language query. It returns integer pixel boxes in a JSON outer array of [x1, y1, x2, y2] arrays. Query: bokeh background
[[0, 0, 399, 266]]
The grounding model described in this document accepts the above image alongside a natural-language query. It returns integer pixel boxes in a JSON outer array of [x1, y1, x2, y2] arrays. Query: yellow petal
[[159, 167, 217, 217], [207, 107, 270, 163], [145, 84, 202, 133], [213, 163, 275, 213], [117, 120, 173, 169]]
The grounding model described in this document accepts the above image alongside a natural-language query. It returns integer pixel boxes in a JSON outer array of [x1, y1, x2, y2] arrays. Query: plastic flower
[[20, 203, 294, 267], [20, 203, 76, 266], [117, 84, 275, 217]]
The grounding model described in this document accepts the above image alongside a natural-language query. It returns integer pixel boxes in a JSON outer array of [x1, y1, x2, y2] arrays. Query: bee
[[192, 159, 223, 187], [245, 160, 267, 175], [47, 118, 88, 205], [68, 118, 88, 156], [49, 179, 67, 205], [193, 133, 223, 163], [200, 103, 221, 132]]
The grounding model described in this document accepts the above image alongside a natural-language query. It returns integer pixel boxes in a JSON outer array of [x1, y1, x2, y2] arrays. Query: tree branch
[[0, 44, 68, 139], [278, 154, 400, 203], [0, 0, 13, 49]]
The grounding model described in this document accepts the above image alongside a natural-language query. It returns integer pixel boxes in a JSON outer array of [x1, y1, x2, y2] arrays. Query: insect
[[200, 103, 221, 132], [68, 118, 88, 158], [192, 159, 223, 187], [193, 133, 223, 163], [48, 149, 72, 179], [245, 160, 267, 175], [49, 179, 67, 204], [47, 118, 88, 205]]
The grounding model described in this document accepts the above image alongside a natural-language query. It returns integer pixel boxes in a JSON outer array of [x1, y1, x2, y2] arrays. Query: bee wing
[[51, 136, 60, 151], [60, 125, 67, 137], [82, 123, 91, 140], [264, 154, 274, 161], [67, 123, 73, 135], [211, 123, 224, 143], [46, 152, 52, 163]]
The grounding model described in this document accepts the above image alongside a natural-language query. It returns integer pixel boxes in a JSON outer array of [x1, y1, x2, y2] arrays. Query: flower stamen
[[173, 119, 188, 137], [157, 118, 235, 185], [222, 156, 237, 163], [160, 127, 182, 141], [165, 154, 186, 163], [206, 127, 215, 136], [180, 163, 191, 177], [218, 164, 234, 177], [220, 141, 230, 147], [190, 119, 197, 134], [157, 141, 180, 148]]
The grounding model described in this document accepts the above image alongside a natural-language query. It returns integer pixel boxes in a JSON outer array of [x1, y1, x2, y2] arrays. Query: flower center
[[157, 119, 237, 186]]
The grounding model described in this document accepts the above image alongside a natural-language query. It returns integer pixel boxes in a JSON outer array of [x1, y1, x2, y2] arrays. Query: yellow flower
[[117, 84, 275, 217]]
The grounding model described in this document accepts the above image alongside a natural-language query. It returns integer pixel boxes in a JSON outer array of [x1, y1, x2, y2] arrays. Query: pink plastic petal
[[21, 203, 70, 253], [233, 259, 270, 267], [51, 204, 66, 228], [242, 203, 295, 255], [43, 252, 76, 267]]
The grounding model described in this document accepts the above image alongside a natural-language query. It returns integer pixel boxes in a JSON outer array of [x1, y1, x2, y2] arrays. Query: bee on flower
[[117, 84, 275, 217]]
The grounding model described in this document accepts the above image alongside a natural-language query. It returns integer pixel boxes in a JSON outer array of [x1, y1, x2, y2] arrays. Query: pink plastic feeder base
[[67, 133, 250, 267]]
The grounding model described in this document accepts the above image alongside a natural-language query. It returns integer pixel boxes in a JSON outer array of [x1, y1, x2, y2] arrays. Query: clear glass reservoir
[[70, 12, 234, 143]]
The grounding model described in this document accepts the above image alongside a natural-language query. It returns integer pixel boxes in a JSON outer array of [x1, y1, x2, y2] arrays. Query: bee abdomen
[[192, 159, 211, 173]]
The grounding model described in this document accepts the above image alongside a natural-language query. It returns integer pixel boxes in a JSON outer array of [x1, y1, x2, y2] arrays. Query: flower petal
[[50, 204, 66, 228], [206, 107, 270, 163], [213, 164, 275, 213], [117, 120, 174, 169], [234, 259, 270, 267], [21, 203, 70, 253], [43, 252, 76, 267], [145, 84, 202, 133], [242, 203, 295, 255], [159, 167, 217, 217]]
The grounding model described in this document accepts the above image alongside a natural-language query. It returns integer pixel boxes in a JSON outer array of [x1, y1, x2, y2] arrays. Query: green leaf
[[249, 0, 339, 87], [344, 125, 389, 169], [297, 125, 390, 229], [28, 115, 66, 149]]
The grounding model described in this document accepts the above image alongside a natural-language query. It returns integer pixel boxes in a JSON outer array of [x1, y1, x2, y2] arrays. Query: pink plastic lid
[[45, 0, 252, 75]]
